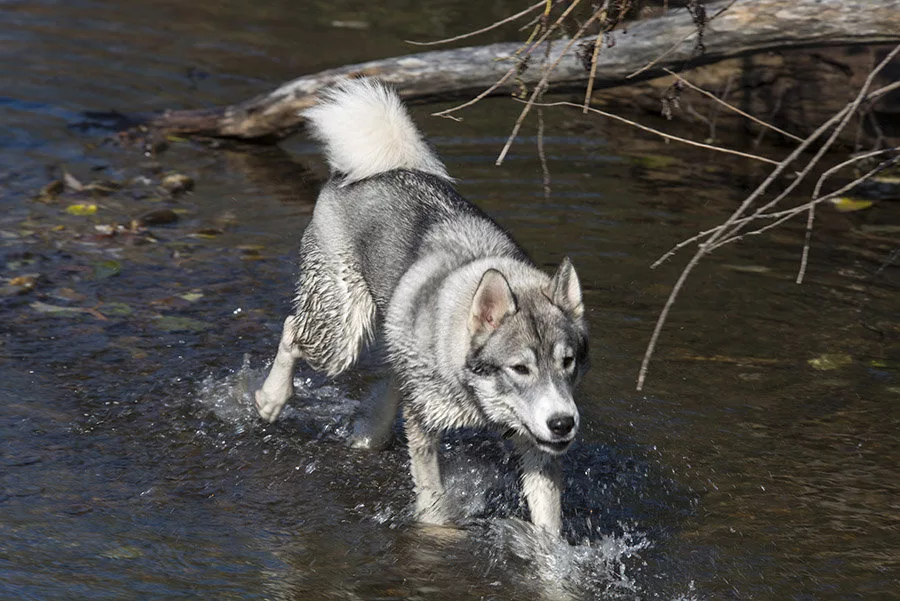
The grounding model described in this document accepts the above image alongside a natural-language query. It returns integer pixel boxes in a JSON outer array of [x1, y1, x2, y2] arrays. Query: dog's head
[[464, 258, 589, 455]]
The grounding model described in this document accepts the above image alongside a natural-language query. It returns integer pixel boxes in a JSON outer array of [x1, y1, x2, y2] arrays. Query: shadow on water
[[1, 0, 899, 600]]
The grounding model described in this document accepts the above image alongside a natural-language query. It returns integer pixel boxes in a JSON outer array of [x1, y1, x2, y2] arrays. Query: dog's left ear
[[546, 257, 584, 319], [469, 269, 517, 335]]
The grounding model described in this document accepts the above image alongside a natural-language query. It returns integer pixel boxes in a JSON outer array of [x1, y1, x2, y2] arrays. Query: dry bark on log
[[147, 0, 900, 142]]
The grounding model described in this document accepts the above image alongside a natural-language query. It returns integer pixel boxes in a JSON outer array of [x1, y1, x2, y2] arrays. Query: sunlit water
[[1, 1, 898, 600]]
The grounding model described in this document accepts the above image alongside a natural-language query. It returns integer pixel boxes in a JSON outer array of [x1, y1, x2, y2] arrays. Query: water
[[1, 1, 898, 599]]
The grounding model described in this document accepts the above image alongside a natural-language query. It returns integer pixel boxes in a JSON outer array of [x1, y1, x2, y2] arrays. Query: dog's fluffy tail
[[303, 78, 449, 185]]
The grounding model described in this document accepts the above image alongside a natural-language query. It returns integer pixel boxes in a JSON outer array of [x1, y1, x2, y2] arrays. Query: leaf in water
[[31, 301, 87, 316], [36, 179, 64, 201], [83, 180, 121, 196], [330, 19, 370, 29], [164, 134, 189, 143], [154, 315, 211, 332], [871, 174, 900, 185], [101, 302, 134, 316], [92, 260, 122, 280], [179, 292, 204, 303], [63, 170, 84, 192], [190, 228, 224, 239], [723, 264, 772, 274], [1, 274, 38, 296], [828, 197, 873, 213], [161, 173, 194, 194], [133, 208, 179, 227], [860, 224, 900, 235], [632, 154, 679, 169], [66, 203, 98, 216], [808, 353, 853, 371]]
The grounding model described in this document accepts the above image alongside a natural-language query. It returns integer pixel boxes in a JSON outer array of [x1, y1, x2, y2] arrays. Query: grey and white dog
[[254, 79, 588, 535]]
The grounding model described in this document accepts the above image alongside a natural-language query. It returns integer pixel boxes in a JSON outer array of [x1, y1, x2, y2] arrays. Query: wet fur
[[255, 79, 588, 535]]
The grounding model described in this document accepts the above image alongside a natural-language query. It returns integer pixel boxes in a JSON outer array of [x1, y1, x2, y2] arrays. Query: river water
[[1, 1, 898, 600]]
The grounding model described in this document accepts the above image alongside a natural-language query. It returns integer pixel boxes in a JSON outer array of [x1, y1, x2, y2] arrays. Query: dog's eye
[[562, 355, 575, 370], [510, 364, 531, 376]]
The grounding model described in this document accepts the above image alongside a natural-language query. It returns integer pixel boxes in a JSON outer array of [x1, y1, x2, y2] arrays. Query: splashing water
[[190, 358, 700, 600], [194, 354, 361, 442]]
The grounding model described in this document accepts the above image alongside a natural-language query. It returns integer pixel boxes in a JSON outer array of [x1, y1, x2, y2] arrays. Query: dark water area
[[2, 1, 898, 599]]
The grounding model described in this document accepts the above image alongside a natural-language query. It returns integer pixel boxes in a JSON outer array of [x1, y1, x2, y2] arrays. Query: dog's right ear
[[469, 269, 516, 335]]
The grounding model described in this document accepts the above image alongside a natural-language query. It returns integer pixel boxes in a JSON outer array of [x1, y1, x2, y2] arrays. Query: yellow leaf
[[66, 203, 98, 216], [828, 197, 873, 213]]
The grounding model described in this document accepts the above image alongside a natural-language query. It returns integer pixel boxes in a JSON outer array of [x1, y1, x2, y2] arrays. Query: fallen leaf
[[92, 260, 122, 280], [84, 179, 121, 196], [723, 264, 772, 274], [154, 315, 211, 332], [66, 203, 98, 216], [808, 353, 853, 371], [36, 179, 64, 201], [63, 170, 84, 192], [133, 208, 179, 227], [190, 228, 224, 238], [161, 173, 194, 194], [828, 197, 873, 213], [101, 302, 134, 316], [30, 301, 106, 320]]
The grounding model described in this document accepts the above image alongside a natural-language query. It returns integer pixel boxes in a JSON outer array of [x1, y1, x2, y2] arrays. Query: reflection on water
[[1, 0, 898, 599]]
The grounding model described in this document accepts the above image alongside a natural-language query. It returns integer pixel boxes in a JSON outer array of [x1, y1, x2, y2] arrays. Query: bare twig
[[433, 0, 584, 119], [537, 107, 551, 201], [626, 0, 739, 79], [525, 100, 781, 164], [653, 78, 900, 269], [663, 68, 804, 142], [406, 0, 546, 46], [798, 147, 899, 283], [715, 155, 900, 247], [712, 47, 900, 248], [496, 5, 604, 165], [582, 1, 613, 112], [636, 43, 900, 391]]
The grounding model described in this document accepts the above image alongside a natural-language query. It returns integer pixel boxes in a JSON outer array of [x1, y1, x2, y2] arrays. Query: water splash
[[193, 354, 361, 442], [190, 358, 701, 601]]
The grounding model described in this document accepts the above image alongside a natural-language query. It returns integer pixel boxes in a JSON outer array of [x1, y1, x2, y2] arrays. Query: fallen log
[[147, 0, 900, 142]]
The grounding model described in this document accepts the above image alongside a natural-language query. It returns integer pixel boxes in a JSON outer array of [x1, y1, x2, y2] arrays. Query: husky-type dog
[[255, 79, 588, 535]]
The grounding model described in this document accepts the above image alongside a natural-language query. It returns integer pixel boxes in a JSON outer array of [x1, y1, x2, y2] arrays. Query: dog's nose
[[547, 415, 575, 437]]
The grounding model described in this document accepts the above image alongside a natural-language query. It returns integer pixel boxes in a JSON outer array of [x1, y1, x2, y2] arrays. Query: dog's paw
[[254, 388, 285, 423]]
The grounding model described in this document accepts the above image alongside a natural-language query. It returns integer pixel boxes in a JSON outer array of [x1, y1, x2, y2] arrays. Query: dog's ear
[[546, 257, 584, 319], [469, 269, 516, 334]]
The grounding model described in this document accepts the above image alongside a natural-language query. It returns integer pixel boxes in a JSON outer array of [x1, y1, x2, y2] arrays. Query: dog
[[254, 78, 588, 535]]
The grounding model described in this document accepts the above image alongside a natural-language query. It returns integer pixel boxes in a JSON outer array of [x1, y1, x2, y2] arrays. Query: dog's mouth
[[535, 437, 573, 455], [501, 427, 576, 455]]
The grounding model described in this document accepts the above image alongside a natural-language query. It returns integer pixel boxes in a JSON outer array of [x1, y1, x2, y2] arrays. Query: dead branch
[[146, 0, 900, 141], [635, 47, 900, 391], [526, 100, 781, 164]]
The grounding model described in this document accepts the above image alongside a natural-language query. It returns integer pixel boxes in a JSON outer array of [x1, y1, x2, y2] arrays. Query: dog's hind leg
[[516, 439, 563, 536], [349, 377, 400, 451], [255, 315, 303, 423], [405, 410, 449, 525]]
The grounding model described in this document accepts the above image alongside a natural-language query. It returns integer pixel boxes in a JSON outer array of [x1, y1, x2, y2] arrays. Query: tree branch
[[145, 0, 900, 141]]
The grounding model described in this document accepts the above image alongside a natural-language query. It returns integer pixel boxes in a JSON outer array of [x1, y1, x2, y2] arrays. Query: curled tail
[[303, 78, 449, 185]]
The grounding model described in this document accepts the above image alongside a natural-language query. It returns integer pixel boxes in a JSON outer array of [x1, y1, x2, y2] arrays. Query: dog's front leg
[[404, 410, 449, 525], [255, 315, 302, 423], [517, 441, 563, 536]]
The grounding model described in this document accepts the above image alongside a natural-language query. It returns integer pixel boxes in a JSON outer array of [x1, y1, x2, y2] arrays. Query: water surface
[[1, 1, 898, 599]]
